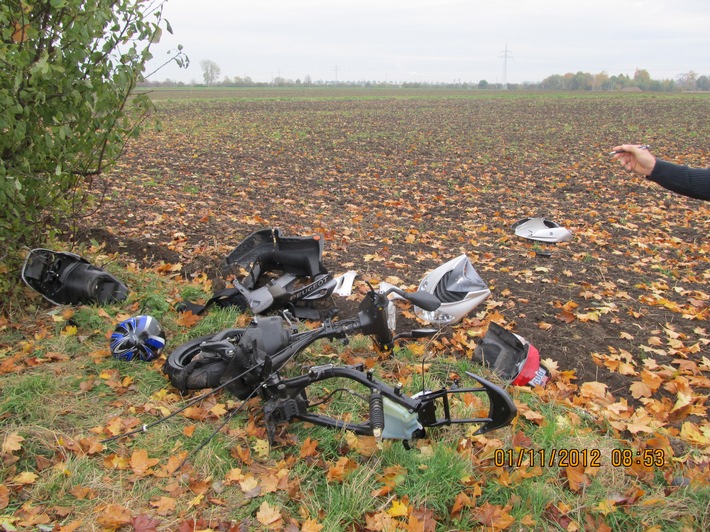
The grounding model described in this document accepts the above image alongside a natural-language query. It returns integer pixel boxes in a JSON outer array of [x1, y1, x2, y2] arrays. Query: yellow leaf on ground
[[680, 422, 709, 446], [2, 433, 24, 454], [209, 403, 227, 417], [256, 501, 283, 528], [301, 519, 324, 532], [388, 498, 409, 517], [13, 471, 38, 485], [225, 468, 245, 484], [596, 499, 617, 515], [150, 496, 176, 516], [253, 438, 270, 459], [239, 474, 259, 493], [96, 504, 131, 528], [629, 381, 652, 399], [61, 325, 77, 336], [130, 448, 160, 476]]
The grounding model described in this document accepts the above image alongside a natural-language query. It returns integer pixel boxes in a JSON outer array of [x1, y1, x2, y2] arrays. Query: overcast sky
[[145, 0, 710, 84]]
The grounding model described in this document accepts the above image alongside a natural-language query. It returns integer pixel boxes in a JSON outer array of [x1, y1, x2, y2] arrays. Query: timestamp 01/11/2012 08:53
[[493, 448, 666, 469]]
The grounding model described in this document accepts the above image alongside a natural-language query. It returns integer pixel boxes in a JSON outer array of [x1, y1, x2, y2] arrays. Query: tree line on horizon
[[142, 62, 707, 92]]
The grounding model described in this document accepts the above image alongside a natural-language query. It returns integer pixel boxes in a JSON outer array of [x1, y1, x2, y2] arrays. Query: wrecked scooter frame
[[165, 284, 517, 446]]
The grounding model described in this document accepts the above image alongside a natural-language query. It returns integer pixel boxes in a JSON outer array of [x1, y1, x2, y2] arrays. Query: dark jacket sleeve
[[647, 159, 710, 201]]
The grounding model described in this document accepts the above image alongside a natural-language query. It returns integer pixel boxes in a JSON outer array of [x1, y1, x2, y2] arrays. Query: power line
[[499, 43, 513, 89]]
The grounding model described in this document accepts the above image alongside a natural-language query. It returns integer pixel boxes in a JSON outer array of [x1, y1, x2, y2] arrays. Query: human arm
[[611, 144, 656, 175], [612, 144, 710, 201], [646, 159, 710, 201]]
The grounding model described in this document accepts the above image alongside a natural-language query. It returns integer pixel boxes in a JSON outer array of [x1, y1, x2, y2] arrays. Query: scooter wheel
[[163, 329, 244, 392], [163, 335, 210, 373]]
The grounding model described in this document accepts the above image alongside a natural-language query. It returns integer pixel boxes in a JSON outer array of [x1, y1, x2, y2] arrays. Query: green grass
[[140, 86, 710, 105], [3, 118, 710, 531], [1, 257, 708, 530], [297, 454, 382, 528], [384, 443, 469, 513], [0, 373, 57, 423]]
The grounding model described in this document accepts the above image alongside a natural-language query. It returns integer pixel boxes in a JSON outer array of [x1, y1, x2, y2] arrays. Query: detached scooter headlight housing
[[474, 322, 550, 387]]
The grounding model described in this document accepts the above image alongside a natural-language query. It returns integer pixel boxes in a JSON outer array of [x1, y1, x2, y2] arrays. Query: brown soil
[[73, 92, 710, 415]]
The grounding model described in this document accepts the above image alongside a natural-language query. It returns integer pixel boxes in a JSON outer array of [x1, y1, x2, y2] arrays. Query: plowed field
[[81, 89, 710, 421]]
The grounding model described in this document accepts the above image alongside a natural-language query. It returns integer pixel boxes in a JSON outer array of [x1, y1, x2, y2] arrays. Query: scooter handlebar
[[385, 286, 441, 312]]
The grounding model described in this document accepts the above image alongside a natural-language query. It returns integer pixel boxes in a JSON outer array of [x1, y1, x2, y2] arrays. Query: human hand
[[611, 144, 656, 176]]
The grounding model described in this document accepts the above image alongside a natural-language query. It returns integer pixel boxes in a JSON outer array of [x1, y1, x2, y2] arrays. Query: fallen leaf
[[2, 432, 24, 455], [326, 457, 357, 483], [388, 498, 410, 517], [239, 474, 260, 494], [301, 519, 324, 532], [299, 437, 319, 458], [12, 471, 38, 485], [450, 492, 472, 517], [133, 513, 161, 531], [130, 448, 160, 476], [150, 496, 176, 516], [473, 502, 516, 529], [0, 485, 10, 510], [96, 504, 132, 528], [256, 501, 283, 529], [630, 381, 652, 399], [176, 311, 201, 327], [564, 465, 590, 492]]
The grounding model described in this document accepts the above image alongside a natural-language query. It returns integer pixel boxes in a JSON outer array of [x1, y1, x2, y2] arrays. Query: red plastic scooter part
[[511, 343, 549, 387]]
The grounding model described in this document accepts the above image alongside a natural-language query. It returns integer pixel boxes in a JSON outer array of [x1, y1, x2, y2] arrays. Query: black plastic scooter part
[[21, 248, 128, 306], [225, 228, 326, 278]]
